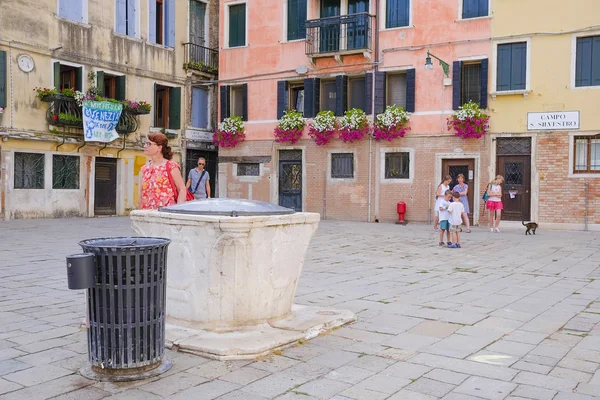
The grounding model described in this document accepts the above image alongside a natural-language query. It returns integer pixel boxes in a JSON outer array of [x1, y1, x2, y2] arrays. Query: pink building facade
[[218, 0, 492, 224]]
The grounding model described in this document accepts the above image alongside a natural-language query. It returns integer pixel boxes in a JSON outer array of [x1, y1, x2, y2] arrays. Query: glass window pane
[[591, 138, 600, 171], [349, 78, 365, 110], [385, 152, 409, 179], [14, 153, 44, 189], [53, 155, 80, 189], [321, 81, 336, 112], [461, 63, 481, 106], [575, 138, 589, 171], [231, 86, 244, 117], [387, 74, 407, 108]]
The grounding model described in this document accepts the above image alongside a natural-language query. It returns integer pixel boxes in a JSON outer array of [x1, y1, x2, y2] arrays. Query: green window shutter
[[116, 76, 126, 100], [168, 87, 181, 130], [54, 62, 61, 89], [0, 50, 7, 108], [229, 4, 246, 47], [96, 71, 105, 97], [287, 0, 307, 41], [75, 67, 83, 91]]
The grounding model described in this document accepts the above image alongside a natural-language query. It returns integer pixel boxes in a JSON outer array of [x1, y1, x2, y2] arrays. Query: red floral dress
[[140, 160, 179, 210]]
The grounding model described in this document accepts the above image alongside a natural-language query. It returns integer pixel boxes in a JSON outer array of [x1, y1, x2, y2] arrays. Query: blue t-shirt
[[188, 168, 210, 199]]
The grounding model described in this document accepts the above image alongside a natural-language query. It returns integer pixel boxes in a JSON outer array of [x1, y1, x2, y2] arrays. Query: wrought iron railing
[[183, 43, 219, 74], [305, 12, 373, 56], [42, 95, 142, 134]]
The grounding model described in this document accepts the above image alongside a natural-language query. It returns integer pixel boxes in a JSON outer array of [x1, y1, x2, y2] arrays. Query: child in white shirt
[[438, 190, 452, 246], [447, 192, 465, 248]]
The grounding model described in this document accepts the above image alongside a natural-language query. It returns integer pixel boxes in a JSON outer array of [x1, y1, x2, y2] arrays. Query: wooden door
[[497, 155, 531, 221], [442, 159, 475, 224], [190, 0, 206, 46], [94, 158, 117, 216]]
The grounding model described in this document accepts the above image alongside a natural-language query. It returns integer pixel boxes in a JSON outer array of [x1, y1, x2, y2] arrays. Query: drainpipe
[[367, 0, 379, 223], [584, 179, 589, 232]]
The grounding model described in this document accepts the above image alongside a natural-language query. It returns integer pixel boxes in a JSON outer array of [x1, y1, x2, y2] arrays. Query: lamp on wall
[[424, 51, 450, 78]]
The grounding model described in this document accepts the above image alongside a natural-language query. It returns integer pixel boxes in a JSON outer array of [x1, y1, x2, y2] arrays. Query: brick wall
[[219, 134, 492, 224], [536, 133, 600, 225]]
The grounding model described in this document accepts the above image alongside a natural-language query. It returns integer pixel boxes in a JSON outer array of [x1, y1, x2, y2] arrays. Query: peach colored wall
[[220, 0, 492, 138]]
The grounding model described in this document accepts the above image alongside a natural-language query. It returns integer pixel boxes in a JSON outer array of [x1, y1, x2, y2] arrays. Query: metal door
[[279, 150, 302, 211], [94, 158, 117, 216], [442, 159, 475, 225], [185, 149, 218, 197], [496, 138, 532, 221]]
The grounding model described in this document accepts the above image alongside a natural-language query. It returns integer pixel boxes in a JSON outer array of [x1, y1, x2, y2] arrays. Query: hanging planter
[[373, 105, 410, 142], [447, 101, 490, 139], [308, 110, 337, 146], [213, 116, 246, 148], [274, 109, 305, 144], [338, 108, 368, 143]]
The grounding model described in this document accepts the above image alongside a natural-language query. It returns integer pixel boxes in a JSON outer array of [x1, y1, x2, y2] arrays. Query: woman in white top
[[485, 175, 504, 232], [434, 175, 452, 231]]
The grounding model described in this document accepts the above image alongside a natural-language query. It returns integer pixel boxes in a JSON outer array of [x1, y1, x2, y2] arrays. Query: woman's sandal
[[466, 229, 471, 233]]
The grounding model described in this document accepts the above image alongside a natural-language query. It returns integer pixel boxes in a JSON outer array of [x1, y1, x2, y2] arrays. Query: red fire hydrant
[[396, 202, 407, 225]]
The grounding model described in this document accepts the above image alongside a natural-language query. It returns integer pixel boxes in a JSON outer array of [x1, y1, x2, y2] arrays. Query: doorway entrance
[[496, 138, 532, 221], [442, 159, 475, 225], [278, 150, 302, 211], [185, 149, 218, 198], [94, 158, 117, 216]]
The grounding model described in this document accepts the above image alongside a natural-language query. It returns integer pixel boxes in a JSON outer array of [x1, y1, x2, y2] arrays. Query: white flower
[[376, 105, 409, 128], [0, 107, 4, 114], [453, 101, 486, 121], [219, 116, 245, 133], [278, 110, 305, 131], [339, 108, 367, 130], [73, 91, 86, 107], [311, 111, 336, 132]]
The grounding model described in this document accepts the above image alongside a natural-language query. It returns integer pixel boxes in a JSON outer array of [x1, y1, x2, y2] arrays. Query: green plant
[[274, 109, 305, 144], [184, 61, 218, 74], [34, 87, 58, 100]]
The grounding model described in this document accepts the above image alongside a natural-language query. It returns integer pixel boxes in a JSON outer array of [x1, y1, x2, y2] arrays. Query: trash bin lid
[[79, 237, 171, 249], [159, 198, 295, 217]]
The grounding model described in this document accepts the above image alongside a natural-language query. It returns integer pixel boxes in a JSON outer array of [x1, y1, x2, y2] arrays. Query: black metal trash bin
[[77, 237, 172, 381]]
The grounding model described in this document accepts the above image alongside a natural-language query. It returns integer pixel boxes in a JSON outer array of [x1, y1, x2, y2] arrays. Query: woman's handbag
[[482, 183, 491, 202], [165, 161, 194, 202]]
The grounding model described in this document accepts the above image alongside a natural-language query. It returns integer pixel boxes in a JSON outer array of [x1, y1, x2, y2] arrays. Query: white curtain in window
[[591, 138, 600, 171], [575, 138, 588, 171], [387, 74, 407, 108]]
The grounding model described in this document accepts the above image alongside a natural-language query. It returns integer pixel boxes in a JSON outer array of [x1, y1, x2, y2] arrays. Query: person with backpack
[[186, 157, 211, 200]]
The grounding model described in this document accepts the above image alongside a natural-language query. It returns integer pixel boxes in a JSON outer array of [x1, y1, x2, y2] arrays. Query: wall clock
[[18, 54, 35, 73]]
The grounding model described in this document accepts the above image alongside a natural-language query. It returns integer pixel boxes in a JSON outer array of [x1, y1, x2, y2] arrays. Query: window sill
[[113, 32, 143, 43], [456, 15, 492, 22], [490, 90, 531, 100], [54, 14, 90, 28], [568, 172, 600, 178], [223, 45, 249, 50], [572, 85, 600, 91], [150, 127, 178, 135], [147, 42, 174, 51], [381, 25, 414, 32], [282, 38, 306, 44]]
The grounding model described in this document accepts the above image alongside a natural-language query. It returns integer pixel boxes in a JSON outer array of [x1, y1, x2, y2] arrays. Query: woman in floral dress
[[139, 133, 186, 210]]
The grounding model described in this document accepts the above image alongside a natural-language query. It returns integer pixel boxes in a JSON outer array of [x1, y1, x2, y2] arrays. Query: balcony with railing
[[305, 13, 373, 60], [183, 43, 219, 75]]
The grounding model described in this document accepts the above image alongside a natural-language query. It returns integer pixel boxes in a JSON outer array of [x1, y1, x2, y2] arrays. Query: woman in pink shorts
[[486, 175, 504, 232]]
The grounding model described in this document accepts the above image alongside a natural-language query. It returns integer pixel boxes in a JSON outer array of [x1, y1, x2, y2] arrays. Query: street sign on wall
[[527, 111, 580, 131]]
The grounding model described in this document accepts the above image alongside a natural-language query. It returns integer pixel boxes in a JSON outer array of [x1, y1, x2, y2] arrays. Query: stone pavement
[[0, 217, 600, 400]]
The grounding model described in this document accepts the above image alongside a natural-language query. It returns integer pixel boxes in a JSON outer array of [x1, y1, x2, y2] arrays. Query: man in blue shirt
[[186, 157, 211, 199]]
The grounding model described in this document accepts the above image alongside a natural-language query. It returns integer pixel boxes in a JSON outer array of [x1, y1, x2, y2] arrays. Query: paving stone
[[423, 335, 494, 359], [137, 371, 209, 397], [0, 378, 22, 396], [382, 361, 431, 380], [308, 350, 360, 369], [522, 354, 560, 367], [406, 377, 455, 397], [0, 359, 31, 375], [15, 338, 76, 354], [104, 389, 161, 400], [550, 366, 593, 383], [186, 360, 250, 380], [167, 380, 241, 400], [441, 393, 486, 400], [503, 330, 549, 345], [485, 340, 536, 357], [325, 365, 375, 384], [557, 358, 599, 374], [294, 378, 352, 399], [382, 333, 441, 351], [240, 372, 310, 398], [0, 374, 94, 400], [407, 321, 461, 338], [250, 355, 300, 372], [283, 344, 330, 361], [512, 371, 578, 392], [576, 382, 600, 397], [213, 390, 266, 400], [409, 353, 518, 381], [468, 350, 519, 367], [15, 348, 79, 366], [511, 384, 556, 400], [453, 376, 517, 400], [276, 393, 319, 400], [346, 355, 395, 372], [218, 366, 271, 386], [376, 348, 416, 361], [387, 389, 438, 399], [424, 368, 470, 385], [2, 365, 72, 387], [48, 386, 110, 400], [511, 361, 553, 374], [553, 392, 598, 400]]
